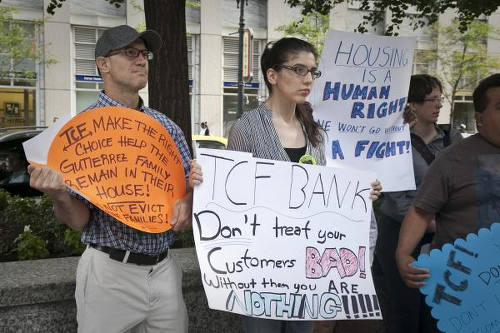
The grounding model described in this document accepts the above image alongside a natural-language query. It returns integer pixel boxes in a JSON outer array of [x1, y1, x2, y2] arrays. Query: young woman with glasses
[[189, 37, 381, 333], [227, 38, 325, 171], [374, 74, 462, 333]]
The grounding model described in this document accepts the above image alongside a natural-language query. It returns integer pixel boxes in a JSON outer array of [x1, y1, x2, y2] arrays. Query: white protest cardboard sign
[[193, 148, 381, 321], [310, 30, 417, 192]]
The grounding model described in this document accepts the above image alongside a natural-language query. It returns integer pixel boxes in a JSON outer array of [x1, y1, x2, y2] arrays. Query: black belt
[[90, 244, 168, 266]]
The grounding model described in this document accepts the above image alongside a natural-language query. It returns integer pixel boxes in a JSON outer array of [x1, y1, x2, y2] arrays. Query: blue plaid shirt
[[74, 91, 191, 254]]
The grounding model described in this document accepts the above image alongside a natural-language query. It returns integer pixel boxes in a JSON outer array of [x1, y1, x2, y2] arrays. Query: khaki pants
[[75, 246, 188, 333]]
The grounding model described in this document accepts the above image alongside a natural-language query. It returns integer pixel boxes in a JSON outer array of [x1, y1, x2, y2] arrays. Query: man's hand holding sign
[[25, 106, 187, 233], [413, 223, 500, 333], [28, 164, 90, 231]]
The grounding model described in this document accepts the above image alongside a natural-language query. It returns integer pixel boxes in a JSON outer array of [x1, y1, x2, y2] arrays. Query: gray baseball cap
[[95, 25, 162, 58]]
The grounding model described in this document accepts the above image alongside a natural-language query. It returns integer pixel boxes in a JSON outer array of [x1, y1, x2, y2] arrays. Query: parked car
[[192, 135, 227, 158], [0, 127, 227, 197], [0, 126, 46, 197], [192, 135, 227, 150]]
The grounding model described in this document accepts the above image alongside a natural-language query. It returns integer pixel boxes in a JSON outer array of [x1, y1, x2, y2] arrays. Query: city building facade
[[1, 0, 499, 136]]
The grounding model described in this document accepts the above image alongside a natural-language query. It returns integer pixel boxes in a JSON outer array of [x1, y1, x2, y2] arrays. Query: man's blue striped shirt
[[75, 91, 191, 254]]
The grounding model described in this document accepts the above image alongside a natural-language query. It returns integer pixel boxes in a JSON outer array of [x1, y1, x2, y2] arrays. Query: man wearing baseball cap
[[28, 25, 191, 332]]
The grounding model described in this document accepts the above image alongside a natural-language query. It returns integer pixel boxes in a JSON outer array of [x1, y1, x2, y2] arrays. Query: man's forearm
[[52, 193, 90, 231], [396, 205, 434, 287], [396, 205, 433, 258]]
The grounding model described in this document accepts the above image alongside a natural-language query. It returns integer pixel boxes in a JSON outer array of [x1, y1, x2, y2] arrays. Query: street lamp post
[[236, 0, 247, 119]]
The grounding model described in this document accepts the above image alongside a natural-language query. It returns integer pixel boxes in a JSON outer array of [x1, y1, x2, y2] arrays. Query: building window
[[187, 35, 193, 84], [0, 88, 36, 127], [412, 49, 437, 75], [74, 26, 105, 112], [187, 34, 199, 93], [0, 21, 38, 127], [222, 37, 265, 137], [187, 34, 201, 132], [453, 95, 475, 133]]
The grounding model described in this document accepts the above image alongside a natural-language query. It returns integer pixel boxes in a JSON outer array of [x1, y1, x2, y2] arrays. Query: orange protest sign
[[46, 106, 186, 233]]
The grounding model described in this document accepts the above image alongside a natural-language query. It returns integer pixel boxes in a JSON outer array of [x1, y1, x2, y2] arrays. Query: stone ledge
[[0, 248, 200, 308], [0, 247, 241, 332], [0, 257, 79, 307]]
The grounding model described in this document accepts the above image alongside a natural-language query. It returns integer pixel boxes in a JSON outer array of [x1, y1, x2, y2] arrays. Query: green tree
[[284, 0, 500, 35], [0, 7, 43, 80], [276, 11, 330, 55], [420, 20, 500, 124]]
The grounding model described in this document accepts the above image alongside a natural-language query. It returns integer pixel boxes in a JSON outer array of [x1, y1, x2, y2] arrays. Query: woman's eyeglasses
[[275, 64, 321, 79], [423, 96, 444, 104]]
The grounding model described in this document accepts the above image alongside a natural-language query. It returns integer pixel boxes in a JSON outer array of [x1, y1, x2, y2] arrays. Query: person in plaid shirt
[[28, 25, 192, 333]]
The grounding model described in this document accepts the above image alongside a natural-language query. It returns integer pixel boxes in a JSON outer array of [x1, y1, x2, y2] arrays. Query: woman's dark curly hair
[[407, 74, 442, 103]]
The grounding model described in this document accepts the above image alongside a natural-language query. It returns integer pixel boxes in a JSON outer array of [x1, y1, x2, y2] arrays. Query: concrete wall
[[200, 0, 223, 137], [43, 0, 73, 124], [0, 248, 240, 333]]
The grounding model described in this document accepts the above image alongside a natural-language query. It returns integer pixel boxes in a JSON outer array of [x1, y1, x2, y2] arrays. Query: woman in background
[[375, 74, 462, 333]]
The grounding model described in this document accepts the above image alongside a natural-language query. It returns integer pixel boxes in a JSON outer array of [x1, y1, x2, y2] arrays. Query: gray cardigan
[[227, 103, 326, 165]]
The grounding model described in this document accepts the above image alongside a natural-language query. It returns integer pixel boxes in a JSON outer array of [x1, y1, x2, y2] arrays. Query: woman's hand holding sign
[[403, 105, 417, 128], [369, 180, 382, 201]]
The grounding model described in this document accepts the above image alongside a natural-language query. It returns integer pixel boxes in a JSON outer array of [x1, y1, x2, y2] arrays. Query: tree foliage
[[276, 11, 330, 55], [284, 0, 500, 35], [0, 7, 42, 79], [46, 0, 123, 15], [420, 20, 500, 123]]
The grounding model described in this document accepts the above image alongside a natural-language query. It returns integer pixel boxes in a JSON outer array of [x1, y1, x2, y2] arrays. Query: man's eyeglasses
[[108, 47, 153, 60], [423, 96, 444, 104], [275, 64, 321, 79]]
